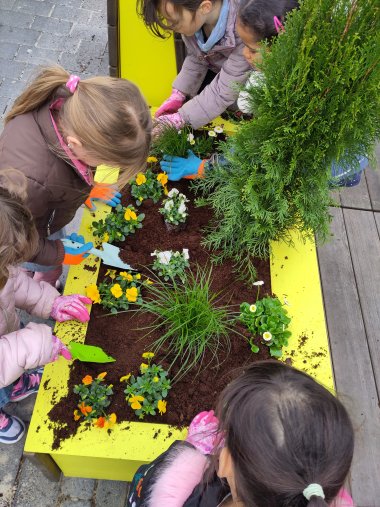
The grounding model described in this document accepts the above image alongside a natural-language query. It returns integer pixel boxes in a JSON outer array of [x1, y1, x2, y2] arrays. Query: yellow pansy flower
[[157, 173, 168, 186], [126, 286, 138, 302], [142, 352, 154, 359], [120, 271, 133, 281], [124, 208, 137, 221], [157, 399, 167, 415], [129, 395, 145, 410], [110, 284, 123, 298], [97, 372, 107, 380], [105, 269, 116, 280], [135, 273, 141, 280], [120, 373, 131, 382], [140, 363, 148, 372], [147, 156, 158, 163], [73, 410, 81, 421], [135, 173, 147, 186], [103, 232, 110, 242], [153, 376, 159, 383], [86, 284, 101, 303]]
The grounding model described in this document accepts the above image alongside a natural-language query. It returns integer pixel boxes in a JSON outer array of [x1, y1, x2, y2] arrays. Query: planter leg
[[23, 451, 61, 482]]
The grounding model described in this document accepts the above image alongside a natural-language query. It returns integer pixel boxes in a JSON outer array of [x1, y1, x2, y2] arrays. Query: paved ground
[[0, 1, 130, 505]]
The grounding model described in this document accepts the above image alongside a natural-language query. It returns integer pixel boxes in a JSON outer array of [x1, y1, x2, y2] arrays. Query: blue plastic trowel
[[62, 238, 134, 271]]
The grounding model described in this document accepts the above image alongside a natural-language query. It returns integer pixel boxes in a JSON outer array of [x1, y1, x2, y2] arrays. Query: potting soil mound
[[49, 180, 271, 448]]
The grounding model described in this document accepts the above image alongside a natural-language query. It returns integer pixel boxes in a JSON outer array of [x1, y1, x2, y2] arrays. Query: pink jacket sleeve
[[0, 322, 54, 388], [12, 268, 59, 319]]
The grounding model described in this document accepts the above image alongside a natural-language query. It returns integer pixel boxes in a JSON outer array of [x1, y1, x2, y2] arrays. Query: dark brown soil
[[49, 180, 271, 448]]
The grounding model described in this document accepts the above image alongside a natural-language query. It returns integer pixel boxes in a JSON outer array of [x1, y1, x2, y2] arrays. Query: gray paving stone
[[15, 44, 61, 66], [0, 95, 10, 119], [0, 41, 19, 60], [36, 31, 81, 53], [60, 40, 107, 75], [0, 25, 40, 45], [0, 431, 24, 507], [12, 457, 61, 507], [20, 62, 44, 82], [94, 480, 129, 507], [0, 8, 35, 29], [81, 0, 106, 12], [0, 58, 25, 80], [59, 500, 92, 507], [52, 4, 92, 24], [0, 77, 28, 97], [0, 0, 16, 9], [69, 23, 107, 44], [60, 477, 96, 501], [89, 10, 107, 29], [32, 15, 73, 36], [13, 0, 54, 16]]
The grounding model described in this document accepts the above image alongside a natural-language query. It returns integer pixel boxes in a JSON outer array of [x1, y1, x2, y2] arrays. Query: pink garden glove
[[153, 112, 186, 137], [155, 88, 186, 118], [186, 410, 222, 455], [51, 294, 92, 323], [51, 335, 72, 361]]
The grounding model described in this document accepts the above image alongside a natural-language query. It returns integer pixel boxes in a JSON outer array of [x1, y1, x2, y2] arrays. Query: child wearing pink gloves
[[127, 361, 354, 507], [0, 169, 91, 444]]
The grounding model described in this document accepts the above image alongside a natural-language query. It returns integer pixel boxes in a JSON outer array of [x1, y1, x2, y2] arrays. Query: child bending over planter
[[127, 361, 354, 507], [160, 0, 366, 187], [0, 169, 91, 445], [0, 65, 152, 287], [137, 0, 251, 130]]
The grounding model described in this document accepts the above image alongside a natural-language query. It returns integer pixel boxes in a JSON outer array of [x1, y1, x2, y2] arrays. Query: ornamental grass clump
[[193, 0, 380, 280], [92, 204, 144, 243], [159, 188, 189, 226], [239, 297, 291, 357], [130, 168, 168, 206], [151, 124, 222, 159], [121, 353, 171, 420], [151, 249, 190, 282], [86, 269, 144, 314], [73, 372, 116, 428], [139, 266, 238, 380]]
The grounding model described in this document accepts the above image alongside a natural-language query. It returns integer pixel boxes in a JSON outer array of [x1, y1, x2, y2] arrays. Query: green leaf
[[68, 342, 116, 363]]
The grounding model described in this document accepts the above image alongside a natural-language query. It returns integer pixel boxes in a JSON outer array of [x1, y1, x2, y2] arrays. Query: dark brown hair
[[238, 0, 299, 41], [0, 169, 39, 289], [137, 0, 211, 38], [215, 361, 354, 507]]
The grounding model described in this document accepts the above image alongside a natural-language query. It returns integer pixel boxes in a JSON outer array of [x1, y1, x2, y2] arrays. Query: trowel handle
[[61, 238, 103, 259]]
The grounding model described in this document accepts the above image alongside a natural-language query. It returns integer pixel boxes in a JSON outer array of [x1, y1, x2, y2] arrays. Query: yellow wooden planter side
[[119, 1, 177, 106]]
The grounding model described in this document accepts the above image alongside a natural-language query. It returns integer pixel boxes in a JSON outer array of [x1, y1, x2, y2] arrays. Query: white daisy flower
[[168, 188, 179, 197], [263, 331, 272, 342], [183, 248, 189, 260], [249, 304, 257, 312], [253, 280, 264, 286], [208, 130, 217, 137], [214, 126, 223, 133]]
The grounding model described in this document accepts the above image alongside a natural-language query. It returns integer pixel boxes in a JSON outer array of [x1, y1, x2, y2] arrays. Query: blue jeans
[[0, 383, 14, 410]]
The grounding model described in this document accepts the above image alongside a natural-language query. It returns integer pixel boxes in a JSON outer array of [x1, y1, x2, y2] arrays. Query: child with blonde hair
[[0, 65, 152, 286], [0, 169, 91, 444]]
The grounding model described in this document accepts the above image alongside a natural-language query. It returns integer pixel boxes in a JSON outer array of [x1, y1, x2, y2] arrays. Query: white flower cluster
[[208, 125, 224, 137], [151, 248, 190, 265], [159, 188, 189, 225]]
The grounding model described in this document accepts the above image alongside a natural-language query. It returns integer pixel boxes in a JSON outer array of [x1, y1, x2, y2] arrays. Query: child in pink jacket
[[0, 169, 91, 444]]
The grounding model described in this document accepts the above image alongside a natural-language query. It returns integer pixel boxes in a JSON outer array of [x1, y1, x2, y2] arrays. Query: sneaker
[[10, 370, 42, 402], [0, 410, 25, 444]]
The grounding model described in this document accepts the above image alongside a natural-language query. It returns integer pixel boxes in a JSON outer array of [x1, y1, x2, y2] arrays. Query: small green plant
[[239, 296, 291, 357], [151, 249, 190, 282], [130, 169, 168, 206], [92, 204, 145, 243], [159, 188, 189, 225], [121, 353, 171, 420], [94, 269, 143, 314], [139, 266, 238, 380], [151, 124, 223, 159], [73, 372, 113, 422]]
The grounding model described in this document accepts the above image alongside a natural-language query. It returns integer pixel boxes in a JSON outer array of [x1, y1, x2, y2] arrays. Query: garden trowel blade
[[100, 242, 134, 270], [68, 342, 116, 363]]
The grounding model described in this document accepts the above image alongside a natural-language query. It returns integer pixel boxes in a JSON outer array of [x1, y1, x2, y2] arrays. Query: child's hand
[[155, 88, 186, 118], [50, 335, 72, 361], [153, 112, 185, 137], [62, 233, 93, 265], [51, 294, 92, 323], [186, 410, 223, 455], [160, 150, 204, 181], [85, 183, 122, 211]]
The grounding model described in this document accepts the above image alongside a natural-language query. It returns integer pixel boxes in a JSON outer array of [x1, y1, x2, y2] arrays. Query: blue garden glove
[[85, 183, 121, 211], [63, 233, 93, 265], [160, 150, 205, 181]]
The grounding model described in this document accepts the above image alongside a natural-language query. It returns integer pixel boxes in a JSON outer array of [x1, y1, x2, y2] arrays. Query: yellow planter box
[[24, 167, 333, 481]]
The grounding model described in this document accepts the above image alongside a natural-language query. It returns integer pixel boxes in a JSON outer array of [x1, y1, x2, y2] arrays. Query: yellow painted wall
[[119, 0, 177, 106]]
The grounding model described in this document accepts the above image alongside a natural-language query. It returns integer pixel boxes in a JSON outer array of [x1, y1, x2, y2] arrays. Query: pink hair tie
[[273, 16, 285, 33], [65, 74, 80, 93]]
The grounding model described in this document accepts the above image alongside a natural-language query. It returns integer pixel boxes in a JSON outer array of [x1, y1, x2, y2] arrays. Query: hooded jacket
[[0, 267, 58, 388], [174, 0, 251, 129], [0, 100, 92, 266]]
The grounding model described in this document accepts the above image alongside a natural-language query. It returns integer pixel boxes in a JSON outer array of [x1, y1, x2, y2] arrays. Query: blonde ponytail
[[0, 169, 39, 289], [5, 66, 71, 124]]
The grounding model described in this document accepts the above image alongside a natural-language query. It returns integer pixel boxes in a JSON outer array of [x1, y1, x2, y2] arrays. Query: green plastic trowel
[[68, 342, 116, 363]]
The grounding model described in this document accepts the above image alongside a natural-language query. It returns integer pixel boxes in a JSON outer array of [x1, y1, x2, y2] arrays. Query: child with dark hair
[[137, 0, 252, 130], [126, 361, 354, 506]]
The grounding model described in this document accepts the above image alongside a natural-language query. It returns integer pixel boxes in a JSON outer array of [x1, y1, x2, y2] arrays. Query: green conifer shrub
[[193, 0, 380, 279]]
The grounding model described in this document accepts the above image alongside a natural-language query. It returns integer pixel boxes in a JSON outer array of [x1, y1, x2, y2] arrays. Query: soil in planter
[[49, 180, 272, 448]]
